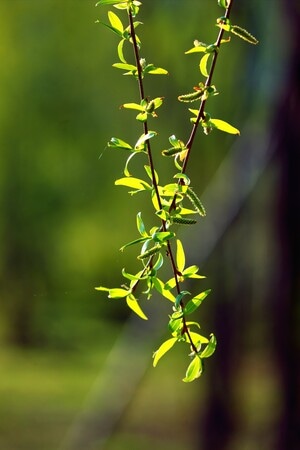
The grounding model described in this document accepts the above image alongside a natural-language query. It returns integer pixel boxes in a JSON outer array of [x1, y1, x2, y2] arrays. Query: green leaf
[[184, 289, 211, 315], [183, 265, 205, 279], [145, 65, 168, 75], [108, 11, 123, 33], [199, 53, 211, 77], [210, 118, 240, 135], [121, 268, 147, 281], [144, 164, 159, 184], [112, 62, 137, 71], [200, 333, 217, 358], [115, 177, 151, 190], [117, 39, 126, 63], [218, 0, 230, 8], [183, 356, 202, 382], [108, 288, 130, 298], [153, 337, 177, 367], [126, 294, 148, 320], [124, 152, 138, 177], [175, 290, 191, 309], [152, 277, 175, 302], [136, 112, 147, 122], [188, 331, 209, 345], [120, 236, 149, 252], [185, 44, 207, 54], [96, 0, 126, 5], [152, 253, 164, 271], [152, 231, 175, 243], [108, 137, 132, 150], [122, 102, 144, 111], [135, 131, 157, 149], [136, 212, 147, 237], [176, 239, 185, 273]]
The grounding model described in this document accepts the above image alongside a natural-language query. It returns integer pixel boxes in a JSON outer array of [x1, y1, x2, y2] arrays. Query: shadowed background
[[0, 1, 299, 449]]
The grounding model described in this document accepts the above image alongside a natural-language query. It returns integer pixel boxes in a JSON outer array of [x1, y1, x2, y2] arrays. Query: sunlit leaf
[[175, 290, 191, 309], [122, 102, 144, 111], [152, 277, 175, 302], [152, 231, 175, 243], [183, 356, 202, 382], [184, 289, 211, 315], [136, 212, 147, 237], [199, 53, 211, 77], [108, 288, 130, 298], [96, 0, 126, 5], [188, 331, 209, 345], [117, 39, 126, 63], [135, 131, 157, 149], [210, 118, 240, 135], [200, 333, 217, 358], [115, 177, 151, 190], [108, 11, 123, 33], [120, 236, 149, 252], [144, 164, 159, 184], [108, 137, 132, 150], [153, 337, 177, 367], [126, 294, 148, 320], [113, 62, 137, 71], [176, 239, 185, 273]]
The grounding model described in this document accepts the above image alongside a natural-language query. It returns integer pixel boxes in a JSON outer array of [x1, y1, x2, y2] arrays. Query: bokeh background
[[0, 1, 299, 449]]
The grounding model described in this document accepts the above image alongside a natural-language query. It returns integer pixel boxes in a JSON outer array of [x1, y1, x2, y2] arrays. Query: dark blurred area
[[0, 1, 299, 449]]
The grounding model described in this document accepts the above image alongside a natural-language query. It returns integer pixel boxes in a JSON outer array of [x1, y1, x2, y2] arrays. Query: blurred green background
[[0, 1, 299, 449]]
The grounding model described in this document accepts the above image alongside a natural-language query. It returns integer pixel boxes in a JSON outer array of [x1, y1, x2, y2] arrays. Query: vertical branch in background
[[95, 0, 258, 382], [272, 2, 300, 447]]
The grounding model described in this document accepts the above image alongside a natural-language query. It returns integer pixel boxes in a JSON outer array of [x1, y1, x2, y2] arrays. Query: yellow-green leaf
[[199, 53, 211, 77], [183, 356, 202, 382], [176, 239, 185, 273], [115, 177, 151, 190], [210, 118, 240, 135], [153, 337, 177, 367], [126, 294, 148, 320], [108, 11, 123, 33]]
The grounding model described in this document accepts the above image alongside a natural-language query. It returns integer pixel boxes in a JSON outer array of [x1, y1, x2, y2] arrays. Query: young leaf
[[153, 337, 177, 367], [108, 137, 132, 150], [135, 131, 157, 149], [188, 331, 209, 345], [115, 177, 151, 190], [152, 277, 175, 302], [108, 11, 124, 34], [175, 290, 191, 309], [184, 289, 211, 315], [210, 118, 240, 135], [113, 62, 137, 71], [122, 102, 144, 111], [136, 212, 147, 237], [120, 236, 149, 252], [126, 294, 148, 320], [152, 231, 175, 243], [117, 39, 126, 63], [176, 239, 185, 273], [200, 333, 217, 358], [96, 0, 126, 5], [183, 356, 202, 382], [199, 53, 211, 77]]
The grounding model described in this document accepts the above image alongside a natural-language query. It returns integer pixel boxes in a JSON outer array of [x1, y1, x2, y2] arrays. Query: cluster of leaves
[[95, 0, 258, 382]]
